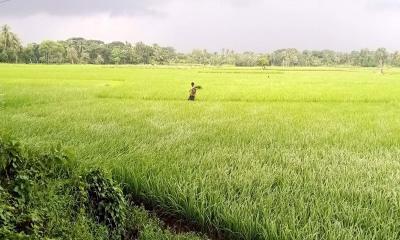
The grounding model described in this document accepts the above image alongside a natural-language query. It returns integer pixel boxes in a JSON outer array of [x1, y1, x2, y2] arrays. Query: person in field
[[188, 82, 202, 101]]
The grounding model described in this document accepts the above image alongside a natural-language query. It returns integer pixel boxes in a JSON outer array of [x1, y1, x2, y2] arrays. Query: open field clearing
[[1, 64, 400, 239]]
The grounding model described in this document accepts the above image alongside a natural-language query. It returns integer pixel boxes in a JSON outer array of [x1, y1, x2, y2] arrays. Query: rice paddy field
[[1, 64, 400, 239]]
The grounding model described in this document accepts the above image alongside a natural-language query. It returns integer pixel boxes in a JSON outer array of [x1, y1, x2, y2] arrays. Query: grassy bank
[[0, 137, 204, 239]]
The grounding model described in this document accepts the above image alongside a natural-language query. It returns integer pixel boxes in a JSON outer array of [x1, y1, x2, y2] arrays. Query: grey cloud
[[1, 0, 400, 52], [1, 0, 385, 17], [0, 0, 266, 17], [0, 0, 167, 16]]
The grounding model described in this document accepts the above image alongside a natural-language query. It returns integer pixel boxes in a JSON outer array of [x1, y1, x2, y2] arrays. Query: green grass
[[1, 64, 400, 239]]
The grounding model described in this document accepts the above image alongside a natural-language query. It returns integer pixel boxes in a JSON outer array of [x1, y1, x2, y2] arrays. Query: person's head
[[191, 82, 195, 87]]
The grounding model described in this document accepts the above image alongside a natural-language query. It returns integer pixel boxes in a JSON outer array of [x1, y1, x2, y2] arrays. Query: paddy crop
[[1, 64, 400, 239]]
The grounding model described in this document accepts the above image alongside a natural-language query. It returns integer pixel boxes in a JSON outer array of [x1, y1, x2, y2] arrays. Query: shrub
[[0, 137, 203, 240], [0, 139, 24, 184], [85, 169, 126, 239]]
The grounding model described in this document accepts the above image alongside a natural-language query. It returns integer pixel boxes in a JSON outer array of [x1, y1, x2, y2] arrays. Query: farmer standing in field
[[188, 82, 201, 101]]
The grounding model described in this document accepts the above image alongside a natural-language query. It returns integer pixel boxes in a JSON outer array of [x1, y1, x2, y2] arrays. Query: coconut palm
[[0, 25, 22, 63]]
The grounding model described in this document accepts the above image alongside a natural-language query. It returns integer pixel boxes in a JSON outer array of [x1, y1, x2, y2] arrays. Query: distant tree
[[220, 49, 236, 65], [350, 51, 361, 66], [299, 50, 311, 66], [4, 24, 400, 68], [39, 41, 65, 64], [134, 42, 154, 64], [22, 43, 40, 63], [95, 54, 104, 64], [0, 25, 22, 63], [271, 49, 299, 67], [66, 47, 79, 64], [111, 48, 122, 64], [391, 51, 400, 67], [0, 51, 7, 62], [321, 50, 336, 66], [281, 49, 299, 67], [175, 52, 189, 64], [375, 48, 388, 74], [152, 44, 176, 65], [257, 55, 270, 69], [152, 44, 164, 64], [359, 49, 376, 67], [190, 49, 211, 65], [1, 25, 13, 50], [86, 39, 106, 63], [235, 52, 258, 67], [335, 52, 350, 65], [65, 37, 86, 58], [91, 44, 111, 64], [79, 51, 90, 64]]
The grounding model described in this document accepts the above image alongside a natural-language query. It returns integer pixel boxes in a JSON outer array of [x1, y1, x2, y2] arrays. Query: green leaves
[[0, 138, 23, 182], [0, 137, 205, 240], [85, 169, 126, 238], [13, 174, 32, 204], [0, 138, 75, 239]]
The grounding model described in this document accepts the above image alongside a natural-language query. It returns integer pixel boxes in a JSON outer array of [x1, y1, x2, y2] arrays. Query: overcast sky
[[0, 0, 399, 52]]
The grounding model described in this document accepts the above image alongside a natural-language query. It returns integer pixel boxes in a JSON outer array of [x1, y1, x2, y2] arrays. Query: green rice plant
[[1, 64, 400, 239]]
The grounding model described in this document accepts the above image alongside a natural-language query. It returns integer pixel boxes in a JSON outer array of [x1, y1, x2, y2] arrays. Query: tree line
[[1, 25, 399, 68]]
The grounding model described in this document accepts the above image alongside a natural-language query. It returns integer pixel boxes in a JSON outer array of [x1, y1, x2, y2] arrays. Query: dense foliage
[[1, 25, 399, 67], [0, 137, 203, 240]]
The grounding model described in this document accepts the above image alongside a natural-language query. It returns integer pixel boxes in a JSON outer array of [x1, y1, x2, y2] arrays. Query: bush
[[0, 138, 112, 239], [0, 137, 203, 240], [0, 139, 24, 184], [85, 169, 126, 238]]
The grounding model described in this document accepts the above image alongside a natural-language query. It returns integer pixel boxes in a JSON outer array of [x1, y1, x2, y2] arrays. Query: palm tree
[[0, 25, 22, 63], [375, 48, 388, 74], [1, 25, 12, 50]]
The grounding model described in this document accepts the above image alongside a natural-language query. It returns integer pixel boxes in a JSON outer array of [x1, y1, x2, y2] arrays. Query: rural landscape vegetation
[[1, 1, 400, 240], [0, 25, 398, 68]]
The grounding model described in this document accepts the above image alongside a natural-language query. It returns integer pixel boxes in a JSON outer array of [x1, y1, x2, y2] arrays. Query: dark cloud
[[0, 0, 165, 16], [1, 0, 400, 52], [1, 0, 394, 17]]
